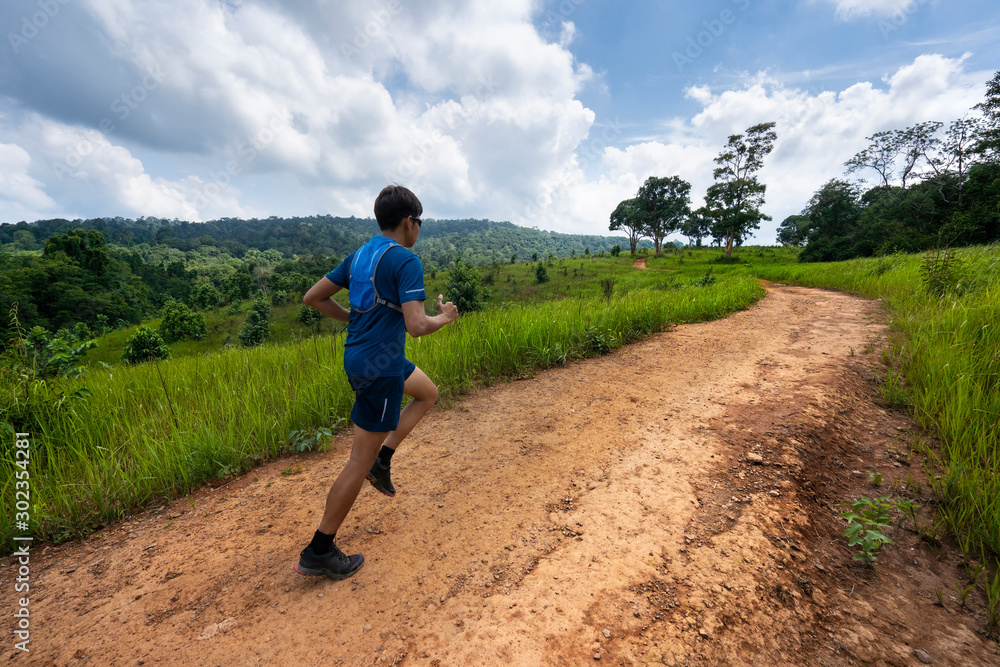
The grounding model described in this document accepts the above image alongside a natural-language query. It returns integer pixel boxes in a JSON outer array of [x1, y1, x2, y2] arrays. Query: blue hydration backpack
[[348, 237, 403, 314]]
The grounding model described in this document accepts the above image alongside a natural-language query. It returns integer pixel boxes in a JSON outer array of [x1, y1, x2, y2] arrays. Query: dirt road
[[5, 284, 998, 666]]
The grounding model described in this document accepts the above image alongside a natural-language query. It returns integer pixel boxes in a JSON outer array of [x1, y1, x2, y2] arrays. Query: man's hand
[[437, 294, 459, 322]]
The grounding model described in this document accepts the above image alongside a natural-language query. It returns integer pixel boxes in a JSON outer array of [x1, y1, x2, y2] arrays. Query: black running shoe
[[294, 545, 364, 580], [367, 459, 396, 497]]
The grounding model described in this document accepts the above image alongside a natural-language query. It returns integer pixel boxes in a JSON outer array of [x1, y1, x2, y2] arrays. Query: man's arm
[[303, 277, 350, 323], [402, 295, 459, 338]]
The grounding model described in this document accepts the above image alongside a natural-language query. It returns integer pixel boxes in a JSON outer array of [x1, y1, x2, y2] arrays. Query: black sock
[[378, 445, 395, 466], [309, 530, 334, 555]]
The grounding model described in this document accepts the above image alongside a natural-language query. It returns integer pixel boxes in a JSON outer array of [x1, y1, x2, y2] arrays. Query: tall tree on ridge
[[609, 198, 646, 256], [704, 122, 777, 258], [635, 175, 691, 255]]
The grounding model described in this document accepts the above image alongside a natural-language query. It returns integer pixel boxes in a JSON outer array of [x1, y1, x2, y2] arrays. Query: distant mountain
[[0, 215, 644, 268]]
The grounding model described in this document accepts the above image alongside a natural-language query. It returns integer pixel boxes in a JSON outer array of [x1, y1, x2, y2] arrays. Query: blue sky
[[1, 0, 998, 242]]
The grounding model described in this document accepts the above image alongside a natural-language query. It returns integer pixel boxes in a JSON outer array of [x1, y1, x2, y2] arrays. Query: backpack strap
[[348, 240, 403, 314], [370, 242, 403, 313]]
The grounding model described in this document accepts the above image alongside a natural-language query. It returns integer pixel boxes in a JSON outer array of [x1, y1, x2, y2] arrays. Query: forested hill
[[0, 215, 636, 269]]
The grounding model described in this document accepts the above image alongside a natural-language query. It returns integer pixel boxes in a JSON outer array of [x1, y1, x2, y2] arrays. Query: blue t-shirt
[[327, 239, 426, 378]]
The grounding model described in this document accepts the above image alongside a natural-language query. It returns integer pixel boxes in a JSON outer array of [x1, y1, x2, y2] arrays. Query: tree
[[924, 117, 983, 205], [844, 130, 902, 188], [12, 230, 35, 250], [238, 297, 271, 347], [535, 263, 549, 284], [776, 215, 811, 247], [682, 208, 712, 246], [845, 122, 943, 189], [609, 198, 646, 256], [191, 283, 221, 310], [122, 326, 170, 365], [635, 175, 691, 255], [223, 271, 252, 303], [973, 70, 1000, 160], [799, 180, 864, 262], [704, 122, 777, 258], [896, 121, 943, 188], [445, 260, 485, 313], [42, 229, 113, 277], [158, 299, 207, 343], [298, 304, 323, 335], [13, 325, 97, 379]]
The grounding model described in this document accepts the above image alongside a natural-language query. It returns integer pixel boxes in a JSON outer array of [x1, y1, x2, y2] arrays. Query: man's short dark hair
[[374, 185, 422, 231]]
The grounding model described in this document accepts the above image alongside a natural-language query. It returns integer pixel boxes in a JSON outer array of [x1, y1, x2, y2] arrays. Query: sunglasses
[[411, 216, 422, 227]]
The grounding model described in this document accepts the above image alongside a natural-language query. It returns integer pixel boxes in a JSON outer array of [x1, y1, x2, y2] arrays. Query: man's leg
[[367, 367, 437, 496], [381, 366, 438, 450], [296, 425, 382, 578], [317, 426, 384, 535]]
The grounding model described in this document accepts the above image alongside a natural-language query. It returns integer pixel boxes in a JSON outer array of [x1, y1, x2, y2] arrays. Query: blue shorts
[[348, 359, 417, 432]]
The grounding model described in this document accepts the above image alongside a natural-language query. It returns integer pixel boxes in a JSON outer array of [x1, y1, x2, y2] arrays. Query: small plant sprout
[[957, 579, 977, 607], [894, 498, 921, 532], [838, 496, 894, 564], [934, 586, 946, 608], [867, 470, 883, 486], [986, 570, 1000, 638], [849, 346, 855, 356]]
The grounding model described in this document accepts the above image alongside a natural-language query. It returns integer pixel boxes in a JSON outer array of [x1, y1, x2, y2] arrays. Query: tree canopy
[[635, 175, 691, 255], [703, 122, 777, 258], [609, 198, 646, 256]]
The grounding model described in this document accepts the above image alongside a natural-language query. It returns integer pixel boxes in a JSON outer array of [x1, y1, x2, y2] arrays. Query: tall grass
[[752, 245, 1000, 559], [0, 274, 764, 549]]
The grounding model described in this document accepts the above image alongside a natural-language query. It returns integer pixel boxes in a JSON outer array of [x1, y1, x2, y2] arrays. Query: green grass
[[0, 255, 765, 549], [82, 294, 352, 367], [750, 244, 1000, 560]]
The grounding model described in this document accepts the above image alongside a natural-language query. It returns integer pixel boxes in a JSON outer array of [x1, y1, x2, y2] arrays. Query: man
[[296, 185, 459, 579]]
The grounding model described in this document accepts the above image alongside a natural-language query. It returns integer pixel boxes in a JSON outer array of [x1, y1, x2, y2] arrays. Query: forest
[[0, 215, 638, 346]]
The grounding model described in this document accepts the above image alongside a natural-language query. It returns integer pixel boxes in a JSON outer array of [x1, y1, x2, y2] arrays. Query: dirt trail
[[632, 258, 647, 269], [5, 284, 999, 666]]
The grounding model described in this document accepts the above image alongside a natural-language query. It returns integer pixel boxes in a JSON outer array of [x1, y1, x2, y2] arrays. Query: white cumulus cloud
[[817, 0, 923, 20]]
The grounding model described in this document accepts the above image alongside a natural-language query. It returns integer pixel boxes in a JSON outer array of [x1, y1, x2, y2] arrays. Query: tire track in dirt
[[4, 284, 998, 666]]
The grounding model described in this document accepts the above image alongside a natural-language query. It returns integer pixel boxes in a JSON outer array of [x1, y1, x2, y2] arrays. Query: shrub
[[11, 326, 97, 379], [72, 322, 93, 342], [446, 260, 485, 313], [122, 326, 170, 365], [159, 300, 207, 343], [920, 248, 968, 297], [694, 270, 717, 287], [93, 314, 110, 336], [238, 297, 271, 347], [535, 263, 549, 284], [191, 283, 221, 310], [223, 271, 252, 303], [610, 245, 621, 257], [298, 305, 323, 326]]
